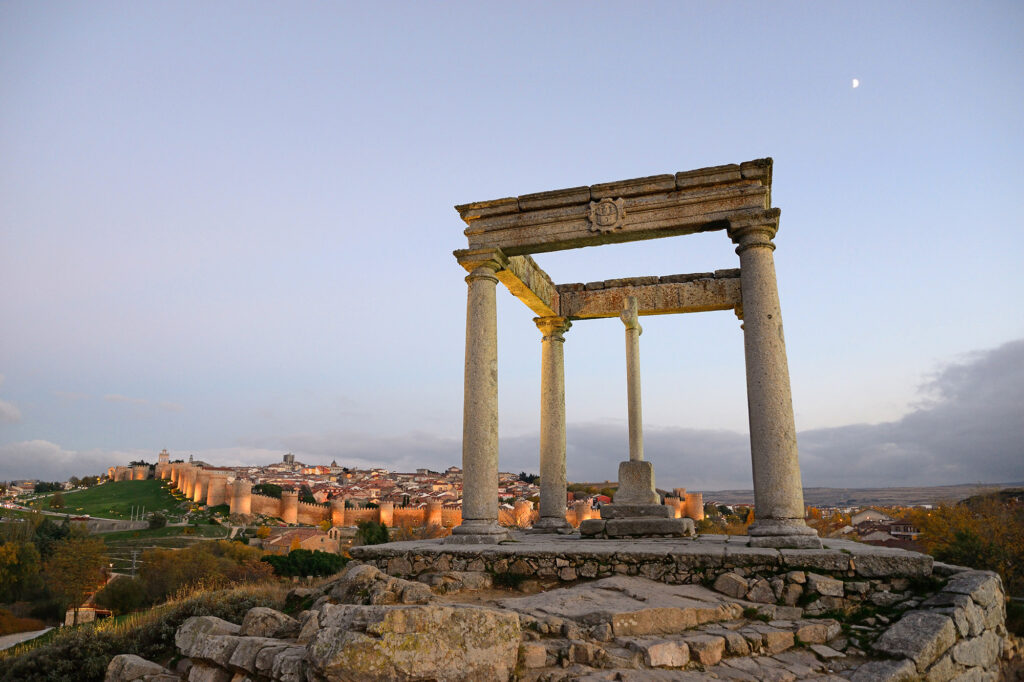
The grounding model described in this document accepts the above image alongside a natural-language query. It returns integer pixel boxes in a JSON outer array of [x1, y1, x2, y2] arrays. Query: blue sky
[[1, 2, 1022, 488]]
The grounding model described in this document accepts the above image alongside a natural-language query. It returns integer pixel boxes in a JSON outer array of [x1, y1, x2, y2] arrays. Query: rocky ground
[[104, 544, 1021, 681]]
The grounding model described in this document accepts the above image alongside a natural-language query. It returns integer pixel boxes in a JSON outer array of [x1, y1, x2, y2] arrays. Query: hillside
[[702, 481, 1024, 507], [32, 480, 183, 520]]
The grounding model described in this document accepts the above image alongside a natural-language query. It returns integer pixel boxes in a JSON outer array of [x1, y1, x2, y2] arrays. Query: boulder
[[850, 659, 918, 682], [307, 604, 521, 681], [175, 616, 240, 659], [239, 607, 300, 638], [105, 654, 180, 682]]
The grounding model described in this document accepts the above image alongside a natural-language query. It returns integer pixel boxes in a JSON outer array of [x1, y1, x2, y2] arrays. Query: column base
[[443, 520, 511, 544], [600, 503, 672, 519], [612, 460, 660, 505], [525, 517, 575, 534], [747, 518, 821, 549]]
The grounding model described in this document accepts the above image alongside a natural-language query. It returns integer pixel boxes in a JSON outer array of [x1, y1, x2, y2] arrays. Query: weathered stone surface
[[239, 607, 299, 639], [809, 644, 845, 659], [105, 654, 180, 682], [874, 611, 957, 672], [499, 576, 742, 636], [579, 519, 606, 537], [226, 636, 286, 673], [713, 572, 748, 599], [850, 658, 918, 682], [806, 572, 844, 597], [851, 548, 933, 578], [175, 616, 241, 659], [950, 631, 1000, 668], [307, 605, 520, 681], [944, 572, 1001, 608]]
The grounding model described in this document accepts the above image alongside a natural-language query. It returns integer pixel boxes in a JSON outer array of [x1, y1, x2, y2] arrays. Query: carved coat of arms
[[587, 198, 626, 233]]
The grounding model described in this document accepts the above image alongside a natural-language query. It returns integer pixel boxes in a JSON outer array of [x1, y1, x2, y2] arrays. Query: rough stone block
[[712, 572, 748, 599], [806, 573, 844, 597], [951, 632, 1000, 669], [682, 634, 725, 665], [520, 642, 547, 668], [874, 611, 957, 672], [579, 519, 606, 537], [745, 579, 775, 604], [944, 571, 1002, 608], [637, 639, 689, 668]]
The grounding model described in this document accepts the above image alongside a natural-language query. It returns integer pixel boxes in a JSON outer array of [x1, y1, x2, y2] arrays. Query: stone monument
[[448, 159, 820, 548]]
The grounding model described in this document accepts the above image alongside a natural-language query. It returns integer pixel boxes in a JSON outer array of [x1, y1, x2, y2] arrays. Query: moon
[[852, 78, 860, 88]]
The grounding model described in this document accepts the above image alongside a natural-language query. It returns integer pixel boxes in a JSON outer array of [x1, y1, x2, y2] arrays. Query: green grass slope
[[39, 480, 183, 520]]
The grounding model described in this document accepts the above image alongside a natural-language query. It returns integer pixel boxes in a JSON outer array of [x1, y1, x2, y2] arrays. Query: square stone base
[[581, 517, 695, 539], [444, 521, 511, 544], [600, 504, 672, 519], [526, 517, 576, 535], [748, 534, 823, 549]]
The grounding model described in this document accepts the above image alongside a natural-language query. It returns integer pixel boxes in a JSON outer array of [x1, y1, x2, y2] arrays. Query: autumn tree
[[44, 536, 108, 625], [909, 494, 1024, 596]]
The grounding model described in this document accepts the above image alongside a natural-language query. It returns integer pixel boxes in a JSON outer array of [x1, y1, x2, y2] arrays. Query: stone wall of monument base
[[352, 543, 1007, 680]]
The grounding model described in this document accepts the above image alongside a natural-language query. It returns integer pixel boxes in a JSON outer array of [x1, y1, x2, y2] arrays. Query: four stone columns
[[448, 258, 509, 543], [728, 213, 819, 548], [531, 316, 572, 533]]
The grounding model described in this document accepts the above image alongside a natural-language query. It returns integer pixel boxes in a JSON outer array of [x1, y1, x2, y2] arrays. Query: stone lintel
[[454, 248, 558, 317], [558, 275, 741, 320], [455, 159, 774, 256]]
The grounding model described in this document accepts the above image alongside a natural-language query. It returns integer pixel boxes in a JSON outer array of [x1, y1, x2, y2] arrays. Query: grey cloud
[[0, 399, 21, 424], [104, 394, 149, 405], [0, 440, 139, 481]]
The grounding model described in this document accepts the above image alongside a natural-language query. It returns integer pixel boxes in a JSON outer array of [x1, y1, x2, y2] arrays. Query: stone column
[[448, 256, 509, 543], [728, 211, 819, 548], [611, 297, 659, 506], [531, 316, 573, 533]]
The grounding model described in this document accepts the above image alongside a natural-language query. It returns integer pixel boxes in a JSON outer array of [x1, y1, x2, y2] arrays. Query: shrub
[[148, 512, 167, 530]]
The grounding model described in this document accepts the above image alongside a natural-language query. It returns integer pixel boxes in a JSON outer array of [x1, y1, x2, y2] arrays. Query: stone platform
[[350, 533, 934, 587]]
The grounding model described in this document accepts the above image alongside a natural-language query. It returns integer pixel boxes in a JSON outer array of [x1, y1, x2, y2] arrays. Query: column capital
[[534, 316, 571, 341], [454, 247, 508, 274], [726, 208, 781, 255]]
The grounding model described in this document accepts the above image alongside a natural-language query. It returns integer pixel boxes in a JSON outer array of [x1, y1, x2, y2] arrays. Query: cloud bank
[[1, 340, 1021, 487]]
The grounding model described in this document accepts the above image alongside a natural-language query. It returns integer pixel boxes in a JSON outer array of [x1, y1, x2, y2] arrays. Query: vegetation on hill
[[0, 582, 287, 682], [29, 480, 182, 520], [262, 548, 347, 577]]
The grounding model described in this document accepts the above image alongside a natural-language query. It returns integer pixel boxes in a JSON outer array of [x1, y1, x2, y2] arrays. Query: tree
[[318, 520, 332, 532], [252, 483, 282, 499], [0, 540, 43, 601], [49, 492, 65, 509], [298, 485, 316, 504], [94, 576, 147, 615], [44, 536, 108, 625], [256, 526, 271, 539], [355, 520, 389, 546], [148, 512, 167, 529]]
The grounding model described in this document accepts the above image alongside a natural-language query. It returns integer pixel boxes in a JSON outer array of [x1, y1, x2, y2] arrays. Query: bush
[[147, 512, 167, 530], [354, 521, 389, 546]]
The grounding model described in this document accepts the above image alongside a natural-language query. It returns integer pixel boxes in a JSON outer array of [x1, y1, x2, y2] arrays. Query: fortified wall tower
[[280, 489, 299, 524], [230, 480, 253, 515]]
